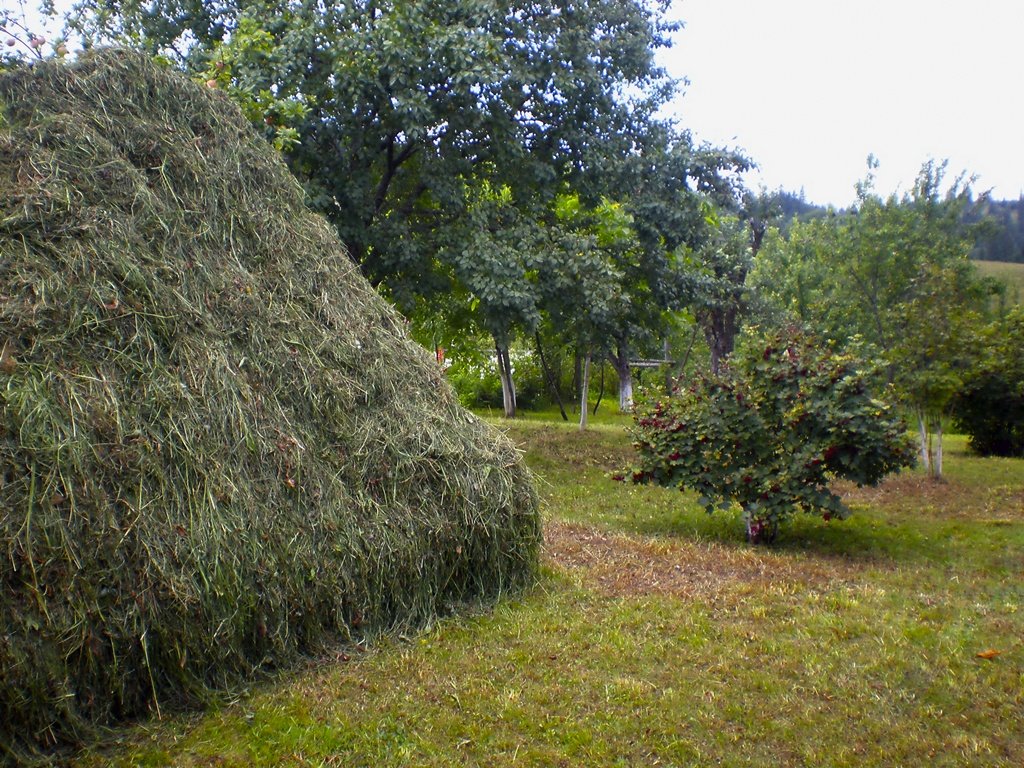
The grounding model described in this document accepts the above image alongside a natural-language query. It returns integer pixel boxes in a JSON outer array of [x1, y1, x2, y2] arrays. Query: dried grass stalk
[[0, 49, 539, 764]]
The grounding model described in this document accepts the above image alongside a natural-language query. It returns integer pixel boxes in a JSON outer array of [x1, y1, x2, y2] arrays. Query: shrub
[[953, 308, 1024, 457], [624, 327, 916, 543]]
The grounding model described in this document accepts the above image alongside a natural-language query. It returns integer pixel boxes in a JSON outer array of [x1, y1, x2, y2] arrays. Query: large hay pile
[[0, 49, 539, 761]]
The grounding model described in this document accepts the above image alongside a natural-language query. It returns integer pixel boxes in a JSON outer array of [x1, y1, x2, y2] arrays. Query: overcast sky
[[661, 0, 1024, 206]]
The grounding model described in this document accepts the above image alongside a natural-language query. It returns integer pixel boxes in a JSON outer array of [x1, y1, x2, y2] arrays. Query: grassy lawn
[[74, 417, 1024, 767]]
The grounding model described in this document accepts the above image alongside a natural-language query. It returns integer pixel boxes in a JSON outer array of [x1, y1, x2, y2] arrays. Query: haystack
[[0, 49, 539, 762]]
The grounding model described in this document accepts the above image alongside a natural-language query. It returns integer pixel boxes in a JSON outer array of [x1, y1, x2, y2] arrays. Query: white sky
[[661, 0, 1024, 206]]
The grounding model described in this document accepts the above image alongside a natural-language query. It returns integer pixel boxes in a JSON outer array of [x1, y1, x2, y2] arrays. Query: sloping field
[[975, 258, 1024, 303]]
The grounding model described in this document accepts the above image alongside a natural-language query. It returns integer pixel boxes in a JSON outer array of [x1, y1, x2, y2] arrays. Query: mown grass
[[74, 416, 1024, 767]]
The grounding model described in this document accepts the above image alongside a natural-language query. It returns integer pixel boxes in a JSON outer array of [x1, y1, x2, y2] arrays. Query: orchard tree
[[752, 160, 995, 478], [624, 327, 916, 544], [670, 187, 776, 375], [542, 193, 633, 422], [67, 0, 680, 300], [440, 180, 546, 419], [432, 184, 624, 420], [610, 138, 753, 401], [691, 214, 754, 373]]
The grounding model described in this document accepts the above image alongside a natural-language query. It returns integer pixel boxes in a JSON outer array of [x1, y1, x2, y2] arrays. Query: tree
[[2, 5, 71, 69], [691, 214, 755, 373], [602, 137, 753, 394], [67, 0, 679, 302], [440, 180, 546, 418], [751, 160, 995, 479], [665, 184, 775, 375], [544, 193, 634, 421], [624, 327, 916, 544], [952, 307, 1024, 457]]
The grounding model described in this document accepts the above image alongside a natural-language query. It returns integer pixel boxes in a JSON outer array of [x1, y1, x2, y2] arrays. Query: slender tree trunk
[[535, 332, 568, 421], [917, 409, 946, 481], [607, 344, 634, 412], [579, 350, 591, 431], [495, 341, 516, 419], [917, 409, 931, 475], [593, 362, 605, 415], [573, 350, 582, 414]]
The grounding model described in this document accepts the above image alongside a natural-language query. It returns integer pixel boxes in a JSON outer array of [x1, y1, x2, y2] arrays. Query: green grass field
[[74, 418, 1024, 767], [976, 259, 1024, 304]]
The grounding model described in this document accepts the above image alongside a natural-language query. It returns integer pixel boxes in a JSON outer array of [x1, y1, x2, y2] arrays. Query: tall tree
[[67, 0, 679, 303], [752, 160, 995, 478], [688, 190, 775, 373], [611, 138, 753, 383]]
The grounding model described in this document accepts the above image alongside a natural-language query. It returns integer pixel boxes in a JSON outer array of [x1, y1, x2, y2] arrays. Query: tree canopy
[[752, 160, 998, 477], [69, 0, 680, 298]]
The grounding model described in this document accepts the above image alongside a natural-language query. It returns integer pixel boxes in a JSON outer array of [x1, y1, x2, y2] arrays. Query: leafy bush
[[624, 327, 916, 543], [953, 308, 1024, 457]]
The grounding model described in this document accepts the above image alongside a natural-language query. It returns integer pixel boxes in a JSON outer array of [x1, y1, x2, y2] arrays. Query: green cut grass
[[72, 417, 1024, 768]]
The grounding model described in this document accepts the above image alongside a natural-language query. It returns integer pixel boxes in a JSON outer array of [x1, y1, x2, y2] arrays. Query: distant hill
[[773, 189, 827, 221]]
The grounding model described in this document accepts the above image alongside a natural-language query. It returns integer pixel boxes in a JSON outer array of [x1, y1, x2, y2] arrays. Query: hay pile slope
[[0, 49, 539, 760]]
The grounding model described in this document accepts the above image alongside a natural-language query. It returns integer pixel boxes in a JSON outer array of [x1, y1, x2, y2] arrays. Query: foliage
[[754, 161, 985, 352], [751, 160, 997, 478], [67, 0, 679, 298], [688, 212, 756, 371], [952, 307, 1024, 456], [624, 327, 915, 543]]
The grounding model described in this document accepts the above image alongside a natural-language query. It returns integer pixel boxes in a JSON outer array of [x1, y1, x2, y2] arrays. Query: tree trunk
[[573, 350, 582, 414], [917, 409, 946, 481], [579, 350, 591, 431], [592, 362, 605, 415], [608, 344, 634, 412], [917, 409, 931, 475], [535, 332, 568, 421], [745, 511, 778, 545], [495, 341, 516, 419], [701, 305, 739, 375]]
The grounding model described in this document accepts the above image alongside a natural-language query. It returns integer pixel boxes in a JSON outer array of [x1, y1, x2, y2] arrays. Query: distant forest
[[966, 198, 1024, 263], [773, 191, 1024, 263]]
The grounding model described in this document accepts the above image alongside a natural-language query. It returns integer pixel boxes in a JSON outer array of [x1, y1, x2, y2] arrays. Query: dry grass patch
[[838, 474, 1024, 522], [543, 520, 858, 600]]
